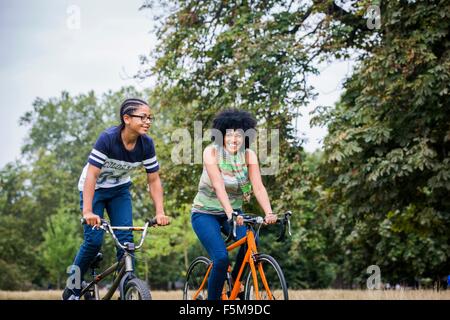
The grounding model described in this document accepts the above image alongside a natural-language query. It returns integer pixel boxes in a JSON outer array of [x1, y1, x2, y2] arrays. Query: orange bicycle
[[183, 211, 292, 300]]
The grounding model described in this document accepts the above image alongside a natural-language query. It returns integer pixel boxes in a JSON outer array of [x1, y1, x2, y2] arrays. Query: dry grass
[[289, 289, 450, 300], [0, 289, 449, 300], [0, 290, 117, 300]]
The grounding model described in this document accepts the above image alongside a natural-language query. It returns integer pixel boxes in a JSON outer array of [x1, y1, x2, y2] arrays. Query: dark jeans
[[69, 182, 134, 295], [191, 210, 256, 300]]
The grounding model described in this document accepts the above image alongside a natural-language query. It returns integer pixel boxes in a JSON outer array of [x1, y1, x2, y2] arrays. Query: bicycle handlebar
[[225, 211, 293, 243], [81, 217, 160, 250]]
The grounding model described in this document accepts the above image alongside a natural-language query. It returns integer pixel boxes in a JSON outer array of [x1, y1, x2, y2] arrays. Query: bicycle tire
[[183, 256, 211, 300], [123, 278, 152, 300], [244, 254, 288, 300]]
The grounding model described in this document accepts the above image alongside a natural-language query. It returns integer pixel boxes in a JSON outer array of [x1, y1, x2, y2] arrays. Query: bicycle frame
[[192, 226, 271, 300], [79, 218, 156, 300], [81, 257, 123, 300]]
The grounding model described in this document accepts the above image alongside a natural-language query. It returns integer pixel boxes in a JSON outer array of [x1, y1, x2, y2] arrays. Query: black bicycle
[[74, 218, 161, 300]]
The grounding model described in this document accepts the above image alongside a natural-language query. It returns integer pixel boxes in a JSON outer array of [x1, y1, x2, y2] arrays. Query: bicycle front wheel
[[244, 254, 288, 300], [183, 256, 211, 300], [124, 278, 152, 300]]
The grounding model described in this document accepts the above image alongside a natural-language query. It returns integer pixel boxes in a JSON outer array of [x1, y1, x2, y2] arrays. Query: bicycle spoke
[[184, 257, 211, 300], [125, 287, 141, 300], [245, 254, 288, 300]]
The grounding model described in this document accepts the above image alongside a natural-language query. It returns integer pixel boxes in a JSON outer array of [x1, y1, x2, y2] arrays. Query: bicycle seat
[[89, 252, 103, 269]]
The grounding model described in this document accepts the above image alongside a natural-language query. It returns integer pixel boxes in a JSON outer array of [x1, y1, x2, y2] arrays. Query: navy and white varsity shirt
[[78, 126, 159, 191]]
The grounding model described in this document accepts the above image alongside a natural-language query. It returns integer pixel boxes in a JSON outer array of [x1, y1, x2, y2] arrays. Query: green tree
[[39, 207, 82, 289], [0, 163, 41, 289], [139, 0, 331, 208], [313, 0, 450, 286], [139, 0, 363, 288]]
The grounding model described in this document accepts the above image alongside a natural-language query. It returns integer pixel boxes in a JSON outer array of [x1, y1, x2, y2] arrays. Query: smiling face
[[224, 129, 244, 154], [123, 104, 153, 135]]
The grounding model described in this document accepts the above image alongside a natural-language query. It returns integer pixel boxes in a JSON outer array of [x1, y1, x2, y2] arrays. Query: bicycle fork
[[118, 248, 136, 300]]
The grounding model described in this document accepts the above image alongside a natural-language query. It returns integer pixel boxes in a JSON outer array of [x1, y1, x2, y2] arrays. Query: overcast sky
[[0, 0, 354, 168]]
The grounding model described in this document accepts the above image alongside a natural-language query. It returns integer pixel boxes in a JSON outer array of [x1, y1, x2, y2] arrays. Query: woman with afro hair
[[191, 109, 277, 300]]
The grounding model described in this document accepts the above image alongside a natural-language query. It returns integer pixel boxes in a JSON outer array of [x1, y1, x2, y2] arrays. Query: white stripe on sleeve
[[89, 154, 105, 165], [143, 156, 157, 165], [91, 149, 107, 160], [144, 162, 159, 170]]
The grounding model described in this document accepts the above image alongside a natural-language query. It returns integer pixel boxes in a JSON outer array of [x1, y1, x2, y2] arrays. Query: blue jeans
[[191, 210, 256, 300], [70, 182, 134, 295]]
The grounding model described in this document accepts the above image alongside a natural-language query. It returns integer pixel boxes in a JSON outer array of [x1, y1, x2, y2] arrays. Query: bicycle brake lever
[[287, 219, 292, 237], [91, 225, 103, 231], [233, 220, 237, 239], [93, 223, 108, 232]]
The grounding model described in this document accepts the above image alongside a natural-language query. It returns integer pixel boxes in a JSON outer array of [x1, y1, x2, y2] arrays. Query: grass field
[[1, 289, 449, 300]]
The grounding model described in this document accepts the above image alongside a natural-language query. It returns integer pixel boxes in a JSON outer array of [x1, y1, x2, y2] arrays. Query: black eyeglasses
[[129, 114, 154, 123]]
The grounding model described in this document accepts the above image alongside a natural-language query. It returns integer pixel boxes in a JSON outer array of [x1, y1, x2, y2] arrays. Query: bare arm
[[82, 164, 102, 226], [147, 171, 170, 225], [246, 150, 277, 224]]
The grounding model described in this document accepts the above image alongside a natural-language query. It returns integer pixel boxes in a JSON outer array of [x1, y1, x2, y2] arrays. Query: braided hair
[[119, 98, 149, 128]]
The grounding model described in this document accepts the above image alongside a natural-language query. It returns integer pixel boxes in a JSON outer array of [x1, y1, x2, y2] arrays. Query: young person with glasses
[[62, 98, 170, 300]]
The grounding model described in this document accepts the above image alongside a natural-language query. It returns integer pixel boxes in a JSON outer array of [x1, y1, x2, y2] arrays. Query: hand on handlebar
[[264, 213, 278, 225], [228, 211, 244, 226], [82, 212, 101, 227], [155, 214, 170, 226], [236, 215, 244, 226]]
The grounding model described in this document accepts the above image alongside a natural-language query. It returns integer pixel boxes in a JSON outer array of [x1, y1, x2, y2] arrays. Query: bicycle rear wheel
[[183, 256, 211, 300], [124, 278, 152, 300], [244, 254, 288, 300]]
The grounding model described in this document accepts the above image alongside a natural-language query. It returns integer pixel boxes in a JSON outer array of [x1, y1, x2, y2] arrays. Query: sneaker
[[62, 287, 80, 300]]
